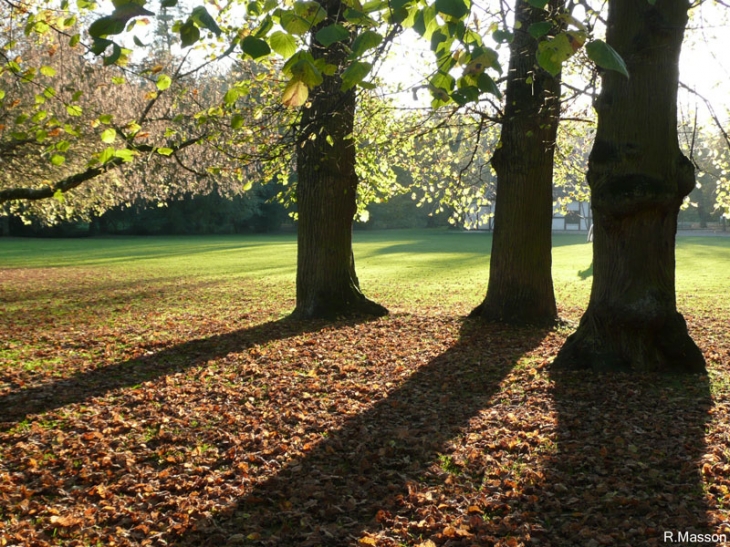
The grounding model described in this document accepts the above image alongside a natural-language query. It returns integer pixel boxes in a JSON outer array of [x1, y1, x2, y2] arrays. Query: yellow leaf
[[282, 79, 308, 108], [358, 538, 378, 546]]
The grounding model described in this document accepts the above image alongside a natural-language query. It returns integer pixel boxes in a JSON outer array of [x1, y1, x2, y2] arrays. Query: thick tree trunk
[[553, 0, 705, 372], [470, 0, 560, 326], [292, 1, 387, 320]]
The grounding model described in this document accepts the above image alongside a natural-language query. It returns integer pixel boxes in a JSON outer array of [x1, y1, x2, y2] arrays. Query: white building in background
[[552, 200, 592, 231], [464, 199, 592, 231]]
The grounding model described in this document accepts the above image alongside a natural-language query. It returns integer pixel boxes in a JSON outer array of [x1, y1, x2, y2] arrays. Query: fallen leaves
[[1, 265, 729, 546]]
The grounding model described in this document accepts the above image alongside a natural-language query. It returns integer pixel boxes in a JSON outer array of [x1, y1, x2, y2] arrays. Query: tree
[[470, 0, 563, 326], [553, 0, 706, 373], [291, 0, 388, 319]]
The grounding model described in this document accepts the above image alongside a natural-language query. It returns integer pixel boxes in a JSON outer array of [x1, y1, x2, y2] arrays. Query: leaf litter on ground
[[1, 265, 729, 546]]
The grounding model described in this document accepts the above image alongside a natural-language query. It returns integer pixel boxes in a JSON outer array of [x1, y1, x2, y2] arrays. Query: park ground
[[1, 230, 729, 546]]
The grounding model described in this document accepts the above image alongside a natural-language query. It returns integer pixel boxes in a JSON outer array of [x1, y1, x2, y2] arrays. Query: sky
[[678, 1, 730, 123]]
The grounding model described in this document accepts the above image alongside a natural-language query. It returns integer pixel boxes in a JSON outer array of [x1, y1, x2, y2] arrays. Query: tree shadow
[[577, 261, 593, 279], [529, 369, 713, 545], [0, 317, 358, 428], [169, 320, 550, 546]]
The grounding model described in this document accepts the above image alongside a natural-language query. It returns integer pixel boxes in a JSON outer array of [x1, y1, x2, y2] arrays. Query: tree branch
[[0, 159, 122, 203], [0, 137, 204, 204]]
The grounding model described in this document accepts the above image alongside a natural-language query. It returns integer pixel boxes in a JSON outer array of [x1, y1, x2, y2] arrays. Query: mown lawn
[[1, 230, 729, 546]]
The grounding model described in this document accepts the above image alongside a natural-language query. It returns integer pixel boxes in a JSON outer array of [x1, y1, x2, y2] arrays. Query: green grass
[[1, 229, 728, 316]]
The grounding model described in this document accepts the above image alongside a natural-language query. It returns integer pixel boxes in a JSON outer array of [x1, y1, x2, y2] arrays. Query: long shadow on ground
[[529, 369, 713, 546], [0, 318, 352, 428], [171, 320, 549, 546]]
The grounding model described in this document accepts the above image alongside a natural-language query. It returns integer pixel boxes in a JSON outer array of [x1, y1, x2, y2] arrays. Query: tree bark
[[553, 0, 705, 373], [292, 1, 387, 320], [470, 0, 561, 326]]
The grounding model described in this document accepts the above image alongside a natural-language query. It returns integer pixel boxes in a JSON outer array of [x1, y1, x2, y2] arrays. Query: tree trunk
[[470, 0, 561, 326], [553, 0, 705, 373], [292, 1, 387, 320]]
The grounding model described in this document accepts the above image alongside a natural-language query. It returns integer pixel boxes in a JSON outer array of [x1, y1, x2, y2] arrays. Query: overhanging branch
[[0, 136, 204, 204]]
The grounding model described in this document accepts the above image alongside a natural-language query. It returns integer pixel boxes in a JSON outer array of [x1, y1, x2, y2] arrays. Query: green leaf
[[528, 0, 549, 8], [89, 4, 154, 38], [253, 15, 274, 38], [156, 74, 172, 91], [430, 70, 455, 93], [90, 37, 113, 55], [413, 5, 437, 39], [270, 31, 297, 57], [226, 88, 244, 105], [133, 36, 145, 47], [247, 1, 262, 15], [51, 154, 66, 165], [180, 20, 200, 47], [429, 83, 451, 104], [99, 114, 114, 124], [362, 0, 387, 12], [477, 72, 501, 98], [99, 147, 115, 164], [191, 6, 222, 36], [528, 21, 552, 39], [57, 140, 71, 152], [114, 148, 136, 162], [341, 61, 372, 91], [156, 147, 174, 156], [241, 36, 271, 59], [66, 104, 83, 116], [315, 60, 337, 76], [343, 8, 377, 27], [586, 39, 629, 78], [40, 66, 57, 77], [231, 113, 245, 130], [451, 85, 479, 105], [69, 33, 80, 47], [434, 0, 470, 20], [463, 48, 499, 75], [290, 59, 323, 87], [536, 32, 576, 76], [293, 1, 327, 26], [100, 128, 116, 143], [349, 30, 383, 59], [280, 12, 312, 35], [315, 24, 350, 47], [53, 189, 65, 203], [161, 0, 178, 7], [103, 43, 123, 66], [282, 79, 309, 108], [89, 15, 126, 37]]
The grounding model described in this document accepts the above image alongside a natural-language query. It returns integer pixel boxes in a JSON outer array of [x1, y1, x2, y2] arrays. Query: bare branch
[[680, 81, 730, 153]]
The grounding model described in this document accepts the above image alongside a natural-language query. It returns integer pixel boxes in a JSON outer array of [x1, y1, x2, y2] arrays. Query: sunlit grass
[[1, 229, 727, 318]]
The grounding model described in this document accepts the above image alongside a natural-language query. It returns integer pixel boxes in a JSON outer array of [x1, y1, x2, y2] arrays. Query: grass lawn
[[1, 230, 729, 546]]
